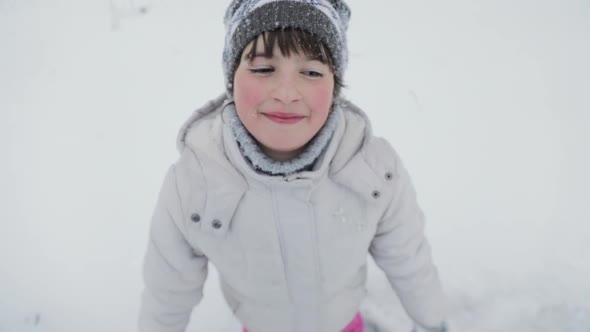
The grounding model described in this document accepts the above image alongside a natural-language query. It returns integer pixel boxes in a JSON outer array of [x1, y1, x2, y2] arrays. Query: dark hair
[[237, 28, 344, 96]]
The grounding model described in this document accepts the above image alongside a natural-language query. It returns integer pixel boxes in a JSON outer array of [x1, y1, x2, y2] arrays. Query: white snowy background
[[1, 0, 589, 331]]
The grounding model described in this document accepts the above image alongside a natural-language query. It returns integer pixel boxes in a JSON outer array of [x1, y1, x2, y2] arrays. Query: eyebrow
[[306, 55, 325, 62], [246, 52, 273, 60]]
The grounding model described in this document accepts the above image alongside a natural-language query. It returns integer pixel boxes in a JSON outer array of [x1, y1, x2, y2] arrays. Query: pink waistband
[[243, 312, 364, 332]]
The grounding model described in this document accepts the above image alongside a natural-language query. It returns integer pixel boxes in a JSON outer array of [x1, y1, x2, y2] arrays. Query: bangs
[[245, 28, 334, 68], [237, 27, 345, 96]]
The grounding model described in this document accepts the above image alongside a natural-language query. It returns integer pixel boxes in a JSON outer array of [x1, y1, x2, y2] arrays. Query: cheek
[[308, 82, 334, 112], [234, 74, 265, 110]]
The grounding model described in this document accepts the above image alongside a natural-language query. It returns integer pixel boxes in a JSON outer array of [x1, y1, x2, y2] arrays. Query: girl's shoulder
[[336, 99, 402, 178], [176, 93, 228, 155], [362, 136, 402, 178]]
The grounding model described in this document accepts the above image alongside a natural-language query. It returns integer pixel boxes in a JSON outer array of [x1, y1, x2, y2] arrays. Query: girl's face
[[233, 35, 335, 161]]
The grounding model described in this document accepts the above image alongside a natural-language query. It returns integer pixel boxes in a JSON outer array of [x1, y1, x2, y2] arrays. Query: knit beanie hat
[[222, 0, 351, 96]]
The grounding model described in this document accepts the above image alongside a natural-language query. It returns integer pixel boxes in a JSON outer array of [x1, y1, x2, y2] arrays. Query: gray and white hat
[[222, 0, 351, 96]]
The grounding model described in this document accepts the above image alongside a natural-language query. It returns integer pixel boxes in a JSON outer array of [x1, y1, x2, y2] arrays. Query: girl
[[139, 1, 448, 331]]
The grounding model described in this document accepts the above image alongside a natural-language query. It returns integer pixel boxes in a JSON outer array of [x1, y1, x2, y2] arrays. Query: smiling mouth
[[263, 112, 305, 124]]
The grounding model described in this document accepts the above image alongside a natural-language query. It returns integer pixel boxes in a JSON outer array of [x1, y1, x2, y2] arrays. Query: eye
[[249, 67, 274, 74], [301, 70, 324, 78]]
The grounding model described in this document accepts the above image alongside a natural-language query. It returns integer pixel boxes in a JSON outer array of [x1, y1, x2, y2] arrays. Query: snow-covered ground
[[1, 0, 589, 331]]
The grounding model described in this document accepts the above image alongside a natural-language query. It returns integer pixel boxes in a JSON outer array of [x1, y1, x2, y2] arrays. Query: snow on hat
[[222, 0, 351, 96]]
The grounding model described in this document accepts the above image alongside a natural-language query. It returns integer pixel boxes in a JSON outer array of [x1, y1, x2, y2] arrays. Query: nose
[[271, 73, 302, 104]]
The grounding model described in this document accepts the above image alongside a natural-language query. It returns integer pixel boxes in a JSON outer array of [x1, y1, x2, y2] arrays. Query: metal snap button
[[190, 213, 201, 223], [212, 219, 223, 229]]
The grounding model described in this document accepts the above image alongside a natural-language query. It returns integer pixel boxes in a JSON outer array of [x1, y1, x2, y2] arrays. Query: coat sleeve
[[369, 149, 448, 329], [138, 165, 208, 332]]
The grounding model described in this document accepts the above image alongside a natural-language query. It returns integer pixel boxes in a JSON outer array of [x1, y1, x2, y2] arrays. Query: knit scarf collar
[[224, 103, 338, 176]]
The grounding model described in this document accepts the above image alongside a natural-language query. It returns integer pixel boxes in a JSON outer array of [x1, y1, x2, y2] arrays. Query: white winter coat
[[139, 94, 447, 332]]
